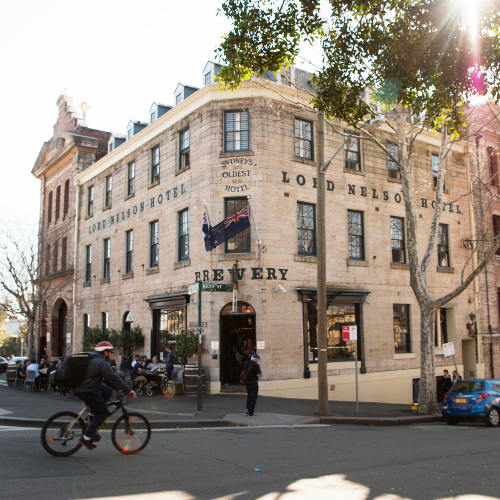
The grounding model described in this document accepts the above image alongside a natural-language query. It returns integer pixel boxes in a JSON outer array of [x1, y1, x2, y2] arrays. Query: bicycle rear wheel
[[41, 411, 86, 457], [112, 412, 151, 454]]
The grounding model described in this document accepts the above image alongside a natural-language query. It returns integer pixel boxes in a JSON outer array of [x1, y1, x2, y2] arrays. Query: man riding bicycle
[[72, 341, 136, 450]]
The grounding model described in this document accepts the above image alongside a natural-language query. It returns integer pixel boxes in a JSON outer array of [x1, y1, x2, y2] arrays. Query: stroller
[[137, 369, 169, 397]]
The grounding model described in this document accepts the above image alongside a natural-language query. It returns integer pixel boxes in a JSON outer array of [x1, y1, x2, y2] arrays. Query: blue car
[[441, 379, 500, 426]]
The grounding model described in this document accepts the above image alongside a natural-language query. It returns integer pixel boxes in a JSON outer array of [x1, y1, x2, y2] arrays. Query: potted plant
[[171, 329, 198, 370]]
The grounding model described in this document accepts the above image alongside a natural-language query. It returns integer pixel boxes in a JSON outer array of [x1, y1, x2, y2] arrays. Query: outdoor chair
[[167, 369, 185, 395], [23, 370, 40, 391], [13, 374, 23, 389]]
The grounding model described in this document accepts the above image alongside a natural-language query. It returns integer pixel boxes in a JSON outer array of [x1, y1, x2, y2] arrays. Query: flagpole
[[246, 195, 262, 245], [203, 199, 212, 227]]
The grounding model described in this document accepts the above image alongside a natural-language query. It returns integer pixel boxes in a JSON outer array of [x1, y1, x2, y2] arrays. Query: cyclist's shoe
[[79, 437, 96, 450], [92, 432, 101, 442]]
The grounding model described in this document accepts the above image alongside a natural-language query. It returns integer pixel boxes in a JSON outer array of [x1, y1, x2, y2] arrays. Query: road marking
[[0, 408, 13, 415], [416, 425, 478, 430], [0, 426, 39, 431], [128, 408, 195, 417], [151, 424, 330, 432]]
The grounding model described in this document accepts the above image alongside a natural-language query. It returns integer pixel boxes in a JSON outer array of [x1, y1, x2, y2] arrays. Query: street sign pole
[[197, 280, 202, 411]]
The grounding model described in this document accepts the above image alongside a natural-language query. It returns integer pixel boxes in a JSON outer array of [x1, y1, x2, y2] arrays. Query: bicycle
[[41, 392, 151, 456]]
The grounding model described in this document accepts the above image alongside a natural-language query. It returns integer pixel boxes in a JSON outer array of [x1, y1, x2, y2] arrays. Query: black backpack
[[240, 362, 252, 385], [55, 352, 92, 388]]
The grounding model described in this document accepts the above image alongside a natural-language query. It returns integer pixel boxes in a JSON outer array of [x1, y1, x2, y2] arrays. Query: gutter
[[72, 182, 81, 355]]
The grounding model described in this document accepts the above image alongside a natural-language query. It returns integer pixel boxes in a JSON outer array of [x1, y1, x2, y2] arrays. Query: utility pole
[[197, 280, 203, 411], [317, 110, 329, 415]]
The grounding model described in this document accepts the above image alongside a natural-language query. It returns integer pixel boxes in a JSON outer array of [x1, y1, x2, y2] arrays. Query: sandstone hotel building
[[68, 63, 482, 404]]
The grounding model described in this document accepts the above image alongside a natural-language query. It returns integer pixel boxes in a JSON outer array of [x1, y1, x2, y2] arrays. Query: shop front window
[[307, 303, 357, 362], [158, 308, 184, 355]]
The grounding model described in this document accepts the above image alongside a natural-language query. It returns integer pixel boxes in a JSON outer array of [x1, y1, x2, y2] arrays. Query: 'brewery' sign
[[195, 267, 288, 283]]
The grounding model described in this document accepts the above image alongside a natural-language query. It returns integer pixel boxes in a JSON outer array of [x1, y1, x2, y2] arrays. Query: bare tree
[[0, 218, 75, 358]]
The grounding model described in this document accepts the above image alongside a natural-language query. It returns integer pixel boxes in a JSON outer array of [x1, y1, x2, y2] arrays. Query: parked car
[[441, 379, 500, 426], [0, 356, 7, 374], [6, 356, 28, 386]]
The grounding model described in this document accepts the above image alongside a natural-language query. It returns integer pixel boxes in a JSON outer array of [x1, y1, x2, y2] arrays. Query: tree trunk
[[418, 306, 438, 413]]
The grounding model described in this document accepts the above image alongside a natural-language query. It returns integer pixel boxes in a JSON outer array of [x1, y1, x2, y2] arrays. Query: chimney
[[79, 102, 90, 127]]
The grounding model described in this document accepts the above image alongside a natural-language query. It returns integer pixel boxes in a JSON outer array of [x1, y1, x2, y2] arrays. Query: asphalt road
[[1, 421, 499, 500]]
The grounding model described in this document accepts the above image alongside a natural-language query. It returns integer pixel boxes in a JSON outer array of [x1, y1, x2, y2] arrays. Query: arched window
[[220, 302, 255, 314]]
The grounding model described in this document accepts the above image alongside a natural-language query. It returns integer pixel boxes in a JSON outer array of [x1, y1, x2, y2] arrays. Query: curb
[[320, 415, 443, 426], [0, 416, 238, 430]]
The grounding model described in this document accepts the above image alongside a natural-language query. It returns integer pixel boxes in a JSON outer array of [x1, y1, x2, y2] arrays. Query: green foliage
[[217, 0, 500, 135], [109, 326, 145, 362], [81, 327, 109, 352], [0, 336, 21, 357], [171, 329, 198, 365]]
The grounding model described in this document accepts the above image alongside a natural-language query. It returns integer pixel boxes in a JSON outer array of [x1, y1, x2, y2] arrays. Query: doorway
[[219, 302, 256, 386], [57, 301, 67, 357], [462, 339, 476, 379]]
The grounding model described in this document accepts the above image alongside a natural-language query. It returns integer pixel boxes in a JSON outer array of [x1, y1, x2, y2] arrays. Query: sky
[[0, 0, 234, 226]]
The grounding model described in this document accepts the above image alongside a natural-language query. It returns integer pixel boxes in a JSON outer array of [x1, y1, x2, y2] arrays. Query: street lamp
[[467, 311, 477, 336]]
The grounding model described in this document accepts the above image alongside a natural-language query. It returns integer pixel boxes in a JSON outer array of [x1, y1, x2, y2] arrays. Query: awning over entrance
[[144, 293, 190, 309], [297, 288, 371, 304]]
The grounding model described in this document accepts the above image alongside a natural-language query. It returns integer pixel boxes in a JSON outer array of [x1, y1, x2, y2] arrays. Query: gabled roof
[[174, 82, 200, 94], [202, 60, 223, 73]]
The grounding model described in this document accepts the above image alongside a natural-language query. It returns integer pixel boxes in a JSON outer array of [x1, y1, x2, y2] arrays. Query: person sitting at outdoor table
[[26, 358, 41, 389], [132, 356, 147, 386], [39, 356, 49, 369], [56, 359, 62, 370], [16, 360, 26, 382], [147, 356, 162, 371]]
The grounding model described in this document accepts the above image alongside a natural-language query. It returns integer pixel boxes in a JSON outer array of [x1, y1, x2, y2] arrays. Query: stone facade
[[32, 92, 110, 359], [465, 102, 500, 379], [73, 80, 480, 403]]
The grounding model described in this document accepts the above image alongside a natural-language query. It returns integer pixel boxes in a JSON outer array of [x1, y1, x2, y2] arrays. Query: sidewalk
[[0, 373, 442, 428]]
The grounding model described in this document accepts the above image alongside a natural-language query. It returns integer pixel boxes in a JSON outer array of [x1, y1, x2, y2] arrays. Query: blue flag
[[204, 206, 250, 251], [202, 210, 210, 236]]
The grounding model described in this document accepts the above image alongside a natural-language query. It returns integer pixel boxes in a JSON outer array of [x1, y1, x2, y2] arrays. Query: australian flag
[[204, 206, 250, 251]]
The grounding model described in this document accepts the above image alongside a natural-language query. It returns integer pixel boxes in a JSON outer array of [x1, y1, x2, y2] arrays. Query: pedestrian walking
[[244, 353, 262, 417]]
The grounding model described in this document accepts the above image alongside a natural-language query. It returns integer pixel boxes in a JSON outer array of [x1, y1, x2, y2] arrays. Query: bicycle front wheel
[[41, 411, 86, 457], [112, 412, 151, 454]]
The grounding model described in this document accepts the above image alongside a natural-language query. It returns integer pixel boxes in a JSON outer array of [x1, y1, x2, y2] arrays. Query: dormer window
[[205, 72, 211, 85], [127, 129, 133, 140], [176, 94, 182, 105], [151, 111, 156, 124], [108, 143, 113, 153]]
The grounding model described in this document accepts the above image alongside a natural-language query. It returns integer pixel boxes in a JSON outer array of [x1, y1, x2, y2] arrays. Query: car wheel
[[445, 417, 458, 426], [486, 407, 500, 427]]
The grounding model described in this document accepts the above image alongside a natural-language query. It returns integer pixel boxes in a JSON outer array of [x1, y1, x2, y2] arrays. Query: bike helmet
[[94, 341, 115, 353]]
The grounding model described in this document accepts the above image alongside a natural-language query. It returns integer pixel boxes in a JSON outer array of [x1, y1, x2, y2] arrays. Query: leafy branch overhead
[[217, 0, 500, 135]]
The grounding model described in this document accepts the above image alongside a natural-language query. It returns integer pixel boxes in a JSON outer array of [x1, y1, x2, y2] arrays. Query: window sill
[[344, 168, 365, 176], [125, 193, 135, 201], [146, 267, 159, 275], [387, 176, 402, 183], [308, 361, 357, 371], [434, 347, 444, 355], [219, 253, 256, 261], [148, 179, 160, 189], [100, 277, 110, 284], [432, 187, 449, 194], [394, 353, 415, 359], [390, 262, 409, 270], [295, 254, 317, 263], [347, 259, 369, 267], [174, 259, 191, 270], [437, 266, 454, 273], [83, 281, 91, 287], [293, 157, 315, 167], [85, 213, 93, 220], [103, 205, 111, 212], [122, 272, 134, 280], [176, 166, 190, 176], [220, 151, 254, 158]]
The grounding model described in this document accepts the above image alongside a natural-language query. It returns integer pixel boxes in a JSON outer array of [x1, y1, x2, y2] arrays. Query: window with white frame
[[225, 111, 249, 152], [205, 72, 211, 85], [387, 141, 400, 178], [150, 221, 159, 268], [295, 119, 313, 160], [175, 93, 181, 105], [151, 111, 156, 123], [390, 216, 405, 263], [345, 132, 361, 171], [126, 230, 133, 274], [85, 245, 92, 282], [127, 129, 132, 140], [103, 238, 110, 279], [105, 175, 112, 207], [179, 129, 190, 170], [393, 304, 410, 353], [179, 210, 189, 260], [87, 186, 94, 216], [128, 162, 135, 196], [151, 146, 160, 183], [297, 202, 316, 255], [348, 210, 364, 260]]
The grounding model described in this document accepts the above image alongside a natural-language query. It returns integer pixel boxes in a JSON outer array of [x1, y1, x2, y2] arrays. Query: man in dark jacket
[[244, 354, 262, 417], [72, 341, 136, 450], [165, 345, 175, 380]]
